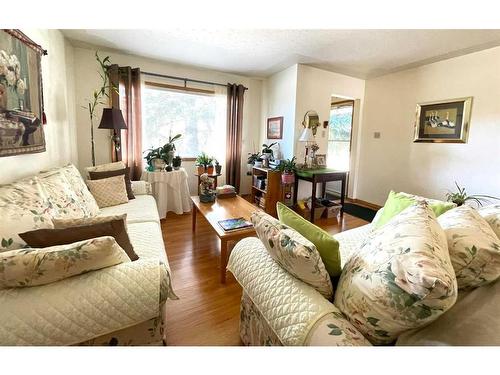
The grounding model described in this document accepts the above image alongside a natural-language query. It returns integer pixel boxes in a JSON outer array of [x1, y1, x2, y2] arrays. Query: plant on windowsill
[[172, 155, 182, 170], [144, 133, 182, 171], [445, 181, 500, 207], [196, 152, 214, 174], [277, 156, 297, 184]]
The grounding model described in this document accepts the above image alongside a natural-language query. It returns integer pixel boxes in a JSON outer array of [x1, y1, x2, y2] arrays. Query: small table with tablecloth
[[141, 168, 192, 219], [293, 168, 348, 222]]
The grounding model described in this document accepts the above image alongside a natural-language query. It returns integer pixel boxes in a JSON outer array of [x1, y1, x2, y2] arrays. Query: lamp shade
[[298, 127, 314, 142], [98, 108, 127, 130]]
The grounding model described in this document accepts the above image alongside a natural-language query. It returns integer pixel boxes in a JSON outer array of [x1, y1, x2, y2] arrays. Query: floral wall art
[[0, 30, 46, 157]]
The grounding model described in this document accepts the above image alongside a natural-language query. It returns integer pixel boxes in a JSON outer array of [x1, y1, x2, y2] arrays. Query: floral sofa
[[0, 164, 176, 346], [227, 204, 500, 346]]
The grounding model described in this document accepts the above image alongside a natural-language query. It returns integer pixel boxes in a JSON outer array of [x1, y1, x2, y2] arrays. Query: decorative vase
[[281, 172, 295, 184], [207, 165, 214, 175], [215, 165, 222, 174], [152, 158, 166, 171], [196, 165, 205, 175]]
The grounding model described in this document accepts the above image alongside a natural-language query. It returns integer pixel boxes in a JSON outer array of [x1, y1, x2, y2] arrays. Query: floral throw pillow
[[60, 164, 100, 216], [478, 204, 500, 240], [0, 236, 130, 289], [438, 205, 500, 290], [334, 202, 457, 345], [0, 177, 54, 252], [250, 211, 333, 299]]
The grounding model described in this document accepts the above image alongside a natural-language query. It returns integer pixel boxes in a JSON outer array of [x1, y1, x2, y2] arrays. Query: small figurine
[[199, 173, 215, 203]]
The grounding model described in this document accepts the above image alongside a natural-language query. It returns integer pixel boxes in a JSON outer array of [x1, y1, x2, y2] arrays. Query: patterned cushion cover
[[478, 204, 500, 240], [438, 205, 500, 290], [250, 211, 333, 299], [0, 177, 54, 252], [59, 164, 100, 216], [0, 236, 130, 289], [334, 202, 457, 345], [38, 170, 91, 219], [86, 175, 129, 208], [85, 161, 126, 178]]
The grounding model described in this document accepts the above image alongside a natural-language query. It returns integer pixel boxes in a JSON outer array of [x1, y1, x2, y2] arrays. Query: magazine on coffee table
[[217, 217, 253, 231]]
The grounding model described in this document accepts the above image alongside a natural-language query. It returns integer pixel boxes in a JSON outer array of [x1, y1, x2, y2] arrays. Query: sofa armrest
[[228, 237, 369, 346], [131, 180, 152, 195]]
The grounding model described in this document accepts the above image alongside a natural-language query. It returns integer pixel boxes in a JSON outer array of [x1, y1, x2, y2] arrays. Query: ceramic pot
[[207, 165, 214, 175], [196, 165, 205, 175], [281, 172, 295, 184], [152, 158, 166, 171], [215, 165, 222, 174]]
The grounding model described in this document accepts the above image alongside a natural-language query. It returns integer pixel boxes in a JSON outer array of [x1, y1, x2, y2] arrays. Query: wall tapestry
[[0, 29, 47, 157], [414, 97, 473, 143]]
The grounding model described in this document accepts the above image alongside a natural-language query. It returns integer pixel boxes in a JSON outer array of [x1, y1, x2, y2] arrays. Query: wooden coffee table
[[191, 195, 258, 283]]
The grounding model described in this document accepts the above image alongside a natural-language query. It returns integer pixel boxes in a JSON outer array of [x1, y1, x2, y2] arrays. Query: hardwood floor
[[161, 210, 368, 346]]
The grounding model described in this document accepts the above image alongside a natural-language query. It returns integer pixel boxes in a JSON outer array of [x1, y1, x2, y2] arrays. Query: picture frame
[[414, 97, 473, 143], [0, 29, 46, 157], [267, 116, 283, 139], [315, 153, 326, 167]]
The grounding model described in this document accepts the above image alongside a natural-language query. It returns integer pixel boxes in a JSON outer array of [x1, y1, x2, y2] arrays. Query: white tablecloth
[[141, 168, 192, 218]]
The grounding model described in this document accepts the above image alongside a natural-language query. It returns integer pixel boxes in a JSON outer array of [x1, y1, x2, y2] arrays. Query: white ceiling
[[62, 29, 500, 79]]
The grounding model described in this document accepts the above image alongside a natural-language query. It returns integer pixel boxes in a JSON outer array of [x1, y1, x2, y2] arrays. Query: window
[[142, 83, 226, 161], [327, 100, 354, 171]]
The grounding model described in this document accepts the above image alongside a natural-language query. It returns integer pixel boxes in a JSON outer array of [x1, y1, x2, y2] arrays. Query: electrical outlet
[[374, 132, 381, 139]]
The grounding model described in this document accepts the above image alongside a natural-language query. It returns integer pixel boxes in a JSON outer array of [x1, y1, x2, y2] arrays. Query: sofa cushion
[[334, 202, 457, 345], [19, 217, 138, 261], [277, 202, 341, 278], [86, 175, 129, 208], [0, 177, 54, 252], [99, 195, 160, 224], [251, 211, 333, 299], [374, 191, 455, 229], [479, 204, 500, 240], [52, 214, 128, 229], [437, 205, 500, 290], [0, 236, 130, 289], [89, 167, 135, 200], [85, 161, 126, 178]]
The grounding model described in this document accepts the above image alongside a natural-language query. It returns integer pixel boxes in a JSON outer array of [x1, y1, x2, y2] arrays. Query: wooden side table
[[293, 168, 348, 222]]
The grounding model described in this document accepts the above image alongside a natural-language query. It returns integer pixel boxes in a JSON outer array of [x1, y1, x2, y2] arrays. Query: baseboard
[[348, 198, 382, 211]]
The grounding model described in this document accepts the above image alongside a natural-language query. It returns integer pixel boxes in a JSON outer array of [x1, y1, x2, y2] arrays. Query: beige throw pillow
[[478, 204, 500, 240], [0, 236, 130, 289], [85, 161, 126, 178], [52, 214, 128, 229], [86, 175, 129, 208], [438, 205, 500, 290]]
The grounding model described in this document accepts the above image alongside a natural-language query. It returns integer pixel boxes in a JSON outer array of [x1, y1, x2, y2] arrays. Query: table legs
[[192, 206, 197, 232], [340, 175, 346, 217], [310, 176, 317, 222]]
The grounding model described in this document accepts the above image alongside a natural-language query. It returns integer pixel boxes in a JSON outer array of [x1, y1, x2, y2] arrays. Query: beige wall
[[356, 46, 500, 205], [294, 64, 366, 199], [0, 29, 77, 184], [71, 46, 263, 195]]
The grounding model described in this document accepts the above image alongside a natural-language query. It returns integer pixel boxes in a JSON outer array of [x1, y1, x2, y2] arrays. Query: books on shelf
[[217, 217, 253, 232]]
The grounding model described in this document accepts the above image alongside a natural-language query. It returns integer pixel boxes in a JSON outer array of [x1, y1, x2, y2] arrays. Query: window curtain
[[225, 83, 246, 191], [109, 65, 143, 180]]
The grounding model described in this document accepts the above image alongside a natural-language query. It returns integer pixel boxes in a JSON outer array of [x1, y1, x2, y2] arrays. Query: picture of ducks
[[425, 111, 456, 128]]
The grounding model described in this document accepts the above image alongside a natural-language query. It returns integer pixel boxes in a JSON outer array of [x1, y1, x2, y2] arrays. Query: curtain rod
[[141, 71, 248, 90]]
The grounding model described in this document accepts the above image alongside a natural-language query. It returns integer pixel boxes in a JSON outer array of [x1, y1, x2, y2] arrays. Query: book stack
[[216, 185, 236, 199], [258, 196, 266, 209]]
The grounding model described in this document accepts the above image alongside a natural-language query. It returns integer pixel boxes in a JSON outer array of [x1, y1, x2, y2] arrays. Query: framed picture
[[267, 116, 283, 139], [315, 153, 326, 167], [414, 97, 473, 143], [0, 29, 46, 157]]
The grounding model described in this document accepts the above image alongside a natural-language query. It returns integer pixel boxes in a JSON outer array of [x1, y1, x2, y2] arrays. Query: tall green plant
[[84, 52, 116, 166]]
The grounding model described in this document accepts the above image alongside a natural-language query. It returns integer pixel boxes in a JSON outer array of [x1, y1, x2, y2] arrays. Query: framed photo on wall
[[267, 116, 283, 139], [414, 97, 473, 143]]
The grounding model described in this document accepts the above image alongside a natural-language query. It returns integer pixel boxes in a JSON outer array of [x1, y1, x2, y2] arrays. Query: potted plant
[[159, 133, 182, 168], [196, 152, 213, 174], [172, 155, 182, 170], [262, 142, 277, 158], [254, 157, 264, 168], [207, 157, 215, 175], [144, 147, 164, 171], [278, 157, 297, 184], [214, 159, 222, 174], [446, 182, 499, 207]]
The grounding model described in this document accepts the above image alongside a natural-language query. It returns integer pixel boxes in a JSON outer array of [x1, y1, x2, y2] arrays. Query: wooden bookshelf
[[250, 166, 283, 217]]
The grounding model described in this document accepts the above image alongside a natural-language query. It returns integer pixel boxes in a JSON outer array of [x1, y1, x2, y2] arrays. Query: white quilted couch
[[0, 165, 176, 346], [228, 219, 500, 346]]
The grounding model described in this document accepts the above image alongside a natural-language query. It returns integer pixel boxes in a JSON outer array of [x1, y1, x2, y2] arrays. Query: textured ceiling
[[62, 29, 500, 78]]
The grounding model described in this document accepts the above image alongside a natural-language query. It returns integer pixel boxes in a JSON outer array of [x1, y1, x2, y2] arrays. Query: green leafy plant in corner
[[445, 181, 499, 207], [83, 52, 117, 167]]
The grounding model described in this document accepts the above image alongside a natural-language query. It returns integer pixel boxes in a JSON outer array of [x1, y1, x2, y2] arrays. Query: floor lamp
[[98, 108, 127, 162]]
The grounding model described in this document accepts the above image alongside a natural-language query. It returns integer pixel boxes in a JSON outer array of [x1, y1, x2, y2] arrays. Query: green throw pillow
[[374, 190, 456, 229], [276, 202, 341, 277]]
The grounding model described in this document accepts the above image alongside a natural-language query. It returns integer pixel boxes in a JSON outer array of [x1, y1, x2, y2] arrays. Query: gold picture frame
[[414, 97, 473, 143]]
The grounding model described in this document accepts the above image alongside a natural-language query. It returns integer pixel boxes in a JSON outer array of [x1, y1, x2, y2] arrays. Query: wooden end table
[[191, 195, 258, 283]]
